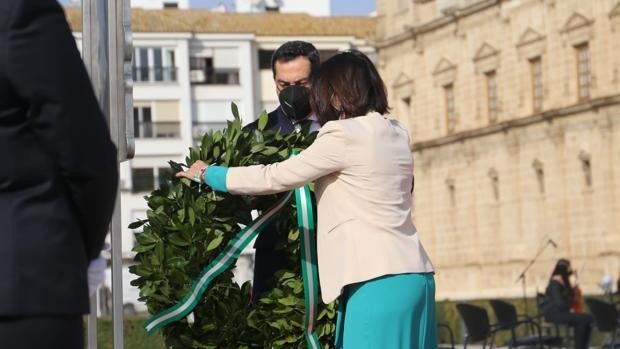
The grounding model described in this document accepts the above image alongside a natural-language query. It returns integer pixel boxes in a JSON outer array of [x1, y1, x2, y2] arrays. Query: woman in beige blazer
[[177, 50, 436, 349]]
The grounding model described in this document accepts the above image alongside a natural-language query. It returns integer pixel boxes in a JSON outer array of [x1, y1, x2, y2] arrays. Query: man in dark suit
[[0, 0, 119, 347], [244, 41, 321, 301]]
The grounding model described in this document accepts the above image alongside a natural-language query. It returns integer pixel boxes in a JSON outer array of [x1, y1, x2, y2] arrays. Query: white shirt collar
[[294, 114, 321, 133]]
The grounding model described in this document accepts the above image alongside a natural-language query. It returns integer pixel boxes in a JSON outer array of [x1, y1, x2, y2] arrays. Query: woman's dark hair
[[271, 41, 320, 79], [310, 50, 390, 125], [550, 258, 575, 300]]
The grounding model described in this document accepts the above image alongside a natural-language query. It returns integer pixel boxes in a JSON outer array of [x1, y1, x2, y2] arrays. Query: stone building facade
[[377, 0, 620, 300]]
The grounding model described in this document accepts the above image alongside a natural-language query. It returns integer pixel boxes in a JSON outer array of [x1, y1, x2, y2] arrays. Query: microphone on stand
[[548, 239, 558, 248]]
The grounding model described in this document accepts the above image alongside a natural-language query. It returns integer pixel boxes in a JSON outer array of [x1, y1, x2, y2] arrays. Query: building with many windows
[[377, 0, 620, 300], [66, 7, 375, 312]]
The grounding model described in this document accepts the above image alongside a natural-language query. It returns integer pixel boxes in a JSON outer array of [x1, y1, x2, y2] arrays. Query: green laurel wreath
[[129, 103, 337, 348]]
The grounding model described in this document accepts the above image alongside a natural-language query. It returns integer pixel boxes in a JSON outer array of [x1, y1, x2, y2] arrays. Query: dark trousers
[[251, 246, 288, 302], [0, 315, 83, 349], [547, 312, 593, 349]]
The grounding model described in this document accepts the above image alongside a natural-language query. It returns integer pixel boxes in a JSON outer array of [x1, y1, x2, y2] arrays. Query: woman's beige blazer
[[226, 112, 434, 302]]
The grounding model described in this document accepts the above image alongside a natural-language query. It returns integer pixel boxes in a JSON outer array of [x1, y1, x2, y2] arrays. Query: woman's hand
[[175, 160, 208, 183]]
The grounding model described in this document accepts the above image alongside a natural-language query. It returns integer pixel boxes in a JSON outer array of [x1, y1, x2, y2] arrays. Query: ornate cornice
[[413, 95, 620, 151], [377, 0, 501, 48]]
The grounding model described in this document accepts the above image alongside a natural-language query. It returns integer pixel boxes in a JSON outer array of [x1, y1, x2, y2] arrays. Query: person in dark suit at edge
[[244, 41, 321, 301], [0, 0, 119, 348]]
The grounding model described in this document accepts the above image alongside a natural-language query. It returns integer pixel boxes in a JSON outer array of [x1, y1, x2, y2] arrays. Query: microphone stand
[[516, 239, 554, 320]]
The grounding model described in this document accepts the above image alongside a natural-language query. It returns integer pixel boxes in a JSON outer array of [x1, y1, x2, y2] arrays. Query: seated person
[[542, 259, 593, 349]]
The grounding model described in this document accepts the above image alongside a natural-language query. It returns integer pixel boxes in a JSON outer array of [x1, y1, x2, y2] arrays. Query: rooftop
[[63, 8, 376, 40]]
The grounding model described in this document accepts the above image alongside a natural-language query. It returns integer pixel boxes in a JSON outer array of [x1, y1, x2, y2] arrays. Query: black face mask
[[278, 85, 311, 122]]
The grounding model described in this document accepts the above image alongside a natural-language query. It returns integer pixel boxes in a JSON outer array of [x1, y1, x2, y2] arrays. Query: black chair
[[456, 303, 499, 349], [437, 322, 455, 349], [584, 297, 620, 349], [489, 299, 562, 348]]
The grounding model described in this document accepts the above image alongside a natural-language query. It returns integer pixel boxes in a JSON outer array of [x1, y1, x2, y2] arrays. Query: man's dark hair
[[271, 41, 320, 78], [310, 50, 390, 125]]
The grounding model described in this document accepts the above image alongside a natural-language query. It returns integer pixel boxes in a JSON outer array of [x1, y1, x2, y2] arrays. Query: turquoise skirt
[[334, 273, 437, 349]]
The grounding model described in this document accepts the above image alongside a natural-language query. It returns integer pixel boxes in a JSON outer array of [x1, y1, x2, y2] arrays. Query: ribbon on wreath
[[144, 151, 322, 349], [294, 168, 321, 349]]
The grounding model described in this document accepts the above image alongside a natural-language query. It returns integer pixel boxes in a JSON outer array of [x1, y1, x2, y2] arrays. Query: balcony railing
[[134, 121, 181, 139], [132, 66, 178, 83], [190, 68, 240, 85]]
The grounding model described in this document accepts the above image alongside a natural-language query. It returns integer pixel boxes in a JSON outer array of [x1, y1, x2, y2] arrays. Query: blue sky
[[330, 0, 375, 16], [192, 0, 375, 16], [58, 0, 376, 16]]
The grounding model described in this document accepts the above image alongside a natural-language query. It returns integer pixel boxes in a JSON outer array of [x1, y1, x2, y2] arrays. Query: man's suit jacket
[[0, 0, 118, 315], [245, 106, 295, 136], [243, 107, 295, 300], [244, 107, 318, 249], [227, 112, 434, 303]]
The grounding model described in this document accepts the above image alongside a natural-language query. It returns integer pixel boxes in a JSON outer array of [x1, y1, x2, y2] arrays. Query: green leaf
[[206, 235, 224, 251], [177, 208, 186, 222], [128, 219, 147, 230], [168, 233, 190, 247], [129, 264, 153, 277], [278, 149, 290, 158], [188, 207, 196, 226], [168, 161, 185, 172], [231, 102, 240, 119], [257, 110, 269, 131], [273, 307, 293, 314], [280, 271, 296, 280], [288, 229, 299, 241], [135, 231, 159, 245], [132, 243, 156, 253], [261, 146, 279, 156], [277, 295, 297, 306], [250, 144, 265, 153], [213, 131, 223, 143]]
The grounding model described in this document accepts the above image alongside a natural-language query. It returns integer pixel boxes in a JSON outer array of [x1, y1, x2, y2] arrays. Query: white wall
[[280, 0, 330, 16], [190, 34, 258, 125], [235, 0, 331, 16]]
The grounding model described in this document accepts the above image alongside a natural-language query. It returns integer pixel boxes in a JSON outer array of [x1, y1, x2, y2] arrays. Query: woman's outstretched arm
[[177, 121, 348, 195]]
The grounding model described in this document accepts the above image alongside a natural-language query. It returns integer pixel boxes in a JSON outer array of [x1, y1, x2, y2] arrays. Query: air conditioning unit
[[190, 70, 205, 83]]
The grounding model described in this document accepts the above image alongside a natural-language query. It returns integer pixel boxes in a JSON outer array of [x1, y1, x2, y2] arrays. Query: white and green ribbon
[[144, 191, 292, 335], [144, 152, 323, 349], [294, 177, 321, 349]]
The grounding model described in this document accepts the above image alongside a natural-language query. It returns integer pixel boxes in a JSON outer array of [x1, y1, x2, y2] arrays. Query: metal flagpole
[[82, 0, 133, 348], [108, 0, 134, 348], [81, 1, 109, 346]]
